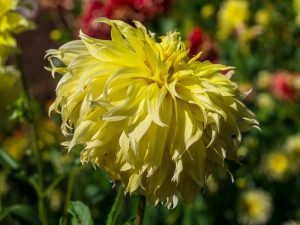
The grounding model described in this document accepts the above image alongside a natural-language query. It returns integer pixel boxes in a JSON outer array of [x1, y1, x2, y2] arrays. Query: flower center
[[270, 154, 288, 173]]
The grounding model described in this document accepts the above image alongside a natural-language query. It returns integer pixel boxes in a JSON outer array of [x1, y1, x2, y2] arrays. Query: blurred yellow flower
[[50, 29, 62, 41], [237, 189, 272, 225], [244, 136, 259, 149], [255, 93, 275, 110], [256, 71, 271, 90], [294, 0, 300, 11], [262, 151, 291, 181], [237, 26, 263, 48], [3, 131, 28, 160], [218, 0, 249, 39], [0, 0, 33, 64], [0, 0, 18, 16], [285, 134, 300, 160], [47, 189, 63, 211], [296, 14, 300, 26], [235, 177, 247, 189], [295, 0, 300, 25], [47, 18, 258, 208], [255, 9, 271, 26], [36, 119, 61, 149], [201, 4, 215, 18]]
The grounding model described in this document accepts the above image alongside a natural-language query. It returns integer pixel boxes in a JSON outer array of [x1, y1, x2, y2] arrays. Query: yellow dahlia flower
[[218, 0, 249, 39], [46, 18, 258, 208], [237, 189, 272, 225], [0, 0, 33, 64]]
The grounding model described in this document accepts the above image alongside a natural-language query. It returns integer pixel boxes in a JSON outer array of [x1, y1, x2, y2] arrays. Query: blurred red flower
[[79, 0, 111, 38], [188, 27, 219, 63], [270, 71, 297, 101], [188, 27, 203, 55]]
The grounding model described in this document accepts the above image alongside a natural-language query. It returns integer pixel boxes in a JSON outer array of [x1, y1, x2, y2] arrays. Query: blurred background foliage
[[1, 0, 300, 225]]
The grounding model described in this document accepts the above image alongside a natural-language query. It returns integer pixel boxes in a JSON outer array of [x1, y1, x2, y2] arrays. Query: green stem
[[106, 185, 125, 225], [16, 56, 30, 101], [134, 195, 146, 225], [62, 168, 78, 225], [16, 55, 48, 225]]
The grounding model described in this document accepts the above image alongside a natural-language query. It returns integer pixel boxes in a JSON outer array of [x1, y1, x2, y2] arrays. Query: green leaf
[[9, 204, 38, 225], [0, 204, 38, 225], [0, 207, 9, 221], [67, 201, 94, 225], [123, 217, 135, 225], [59, 217, 64, 225], [0, 148, 20, 170]]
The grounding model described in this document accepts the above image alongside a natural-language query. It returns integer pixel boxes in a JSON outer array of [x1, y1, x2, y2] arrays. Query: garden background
[[1, 0, 300, 225]]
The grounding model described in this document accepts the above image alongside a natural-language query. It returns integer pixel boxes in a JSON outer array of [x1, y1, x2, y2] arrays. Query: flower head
[[218, 0, 249, 39], [237, 189, 273, 225], [47, 18, 258, 208], [255, 9, 271, 27], [255, 93, 275, 110], [285, 134, 300, 161], [79, 0, 172, 38], [270, 71, 297, 101], [79, 0, 109, 38], [262, 151, 291, 181], [0, 0, 33, 64], [188, 27, 219, 63], [3, 130, 28, 160], [200, 4, 215, 19], [256, 71, 271, 90]]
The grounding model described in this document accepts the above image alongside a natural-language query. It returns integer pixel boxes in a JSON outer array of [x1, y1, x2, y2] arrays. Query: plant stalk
[[16, 55, 48, 225], [106, 184, 125, 225], [135, 195, 146, 225], [62, 167, 78, 225]]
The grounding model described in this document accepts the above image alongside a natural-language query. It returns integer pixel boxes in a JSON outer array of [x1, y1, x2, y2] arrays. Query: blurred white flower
[[237, 189, 272, 225]]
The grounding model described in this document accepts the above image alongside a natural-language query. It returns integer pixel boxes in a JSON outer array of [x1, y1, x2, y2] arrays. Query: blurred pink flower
[[188, 27, 219, 63], [79, 0, 110, 38], [270, 71, 297, 101], [79, 0, 172, 38]]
